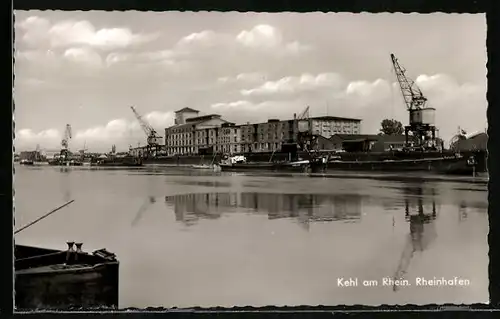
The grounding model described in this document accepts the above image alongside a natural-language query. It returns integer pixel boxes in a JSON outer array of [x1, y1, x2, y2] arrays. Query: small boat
[[15, 242, 119, 310], [20, 159, 34, 165], [192, 153, 218, 170]]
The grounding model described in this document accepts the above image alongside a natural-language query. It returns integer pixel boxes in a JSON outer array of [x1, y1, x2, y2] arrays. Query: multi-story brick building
[[238, 116, 360, 153], [165, 107, 230, 155], [239, 119, 296, 153], [163, 108, 361, 155], [308, 116, 361, 137], [217, 123, 241, 154]]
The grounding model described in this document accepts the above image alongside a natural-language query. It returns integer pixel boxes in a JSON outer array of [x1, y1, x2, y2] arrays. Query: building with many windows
[[217, 123, 241, 154], [309, 116, 361, 137], [237, 116, 361, 153], [165, 108, 231, 155], [162, 108, 362, 155]]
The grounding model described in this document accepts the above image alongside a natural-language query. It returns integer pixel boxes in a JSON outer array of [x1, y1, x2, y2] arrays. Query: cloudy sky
[[14, 11, 487, 152]]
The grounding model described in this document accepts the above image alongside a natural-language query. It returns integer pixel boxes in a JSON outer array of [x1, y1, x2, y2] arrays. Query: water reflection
[[393, 184, 438, 291], [59, 168, 72, 203], [131, 196, 156, 227], [164, 192, 364, 228], [458, 201, 468, 222]]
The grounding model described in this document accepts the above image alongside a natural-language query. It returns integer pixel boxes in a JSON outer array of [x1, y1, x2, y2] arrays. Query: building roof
[[311, 116, 362, 122], [185, 114, 221, 123], [166, 116, 229, 131], [175, 107, 199, 114], [167, 122, 198, 130]]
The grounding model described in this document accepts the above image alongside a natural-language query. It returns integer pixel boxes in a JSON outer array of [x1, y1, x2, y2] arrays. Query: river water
[[14, 164, 489, 307]]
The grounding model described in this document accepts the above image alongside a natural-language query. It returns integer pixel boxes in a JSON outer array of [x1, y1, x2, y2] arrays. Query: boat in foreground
[[15, 242, 119, 310]]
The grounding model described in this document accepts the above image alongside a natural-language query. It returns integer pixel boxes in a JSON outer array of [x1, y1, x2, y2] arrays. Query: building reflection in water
[[393, 184, 438, 291], [164, 192, 364, 228], [458, 201, 468, 223]]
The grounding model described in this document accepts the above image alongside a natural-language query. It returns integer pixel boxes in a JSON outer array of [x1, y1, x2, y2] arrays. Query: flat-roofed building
[[217, 123, 241, 154], [165, 108, 230, 155], [241, 119, 296, 153], [309, 116, 362, 138]]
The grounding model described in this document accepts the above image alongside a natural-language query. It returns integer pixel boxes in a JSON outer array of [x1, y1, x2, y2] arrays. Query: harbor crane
[[295, 105, 318, 154], [390, 53, 437, 149], [60, 124, 72, 160], [130, 106, 163, 158]]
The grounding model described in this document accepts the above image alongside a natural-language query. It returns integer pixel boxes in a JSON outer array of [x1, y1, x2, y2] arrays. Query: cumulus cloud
[[106, 24, 310, 68], [15, 128, 62, 150], [17, 16, 157, 50], [241, 73, 344, 97], [63, 47, 102, 67], [15, 111, 175, 152], [236, 25, 312, 54], [104, 50, 181, 68], [15, 49, 59, 65], [176, 30, 222, 48], [217, 72, 267, 84], [211, 100, 267, 110]]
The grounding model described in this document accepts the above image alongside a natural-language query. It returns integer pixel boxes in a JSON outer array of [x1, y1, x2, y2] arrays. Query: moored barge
[[90, 155, 143, 167], [324, 151, 483, 175]]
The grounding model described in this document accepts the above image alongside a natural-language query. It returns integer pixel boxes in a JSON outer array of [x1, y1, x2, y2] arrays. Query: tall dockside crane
[[60, 124, 72, 160], [130, 106, 163, 158], [295, 105, 316, 153], [390, 54, 437, 150]]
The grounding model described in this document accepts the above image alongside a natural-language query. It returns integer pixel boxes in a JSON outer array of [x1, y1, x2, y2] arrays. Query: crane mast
[[295, 105, 318, 155], [390, 54, 437, 150], [390, 54, 428, 111], [130, 106, 163, 158]]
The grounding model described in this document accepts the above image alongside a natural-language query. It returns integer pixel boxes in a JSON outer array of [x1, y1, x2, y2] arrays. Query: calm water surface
[[14, 165, 489, 307]]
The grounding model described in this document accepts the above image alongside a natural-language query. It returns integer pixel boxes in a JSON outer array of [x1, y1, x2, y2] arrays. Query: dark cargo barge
[[15, 243, 119, 310], [48, 160, 83, 166], [91, 155, 143, 167], [324, 151, 484, 175]]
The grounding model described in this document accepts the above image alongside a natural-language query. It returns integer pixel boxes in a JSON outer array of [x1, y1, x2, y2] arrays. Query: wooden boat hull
[[15, 244, 119, 310]]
